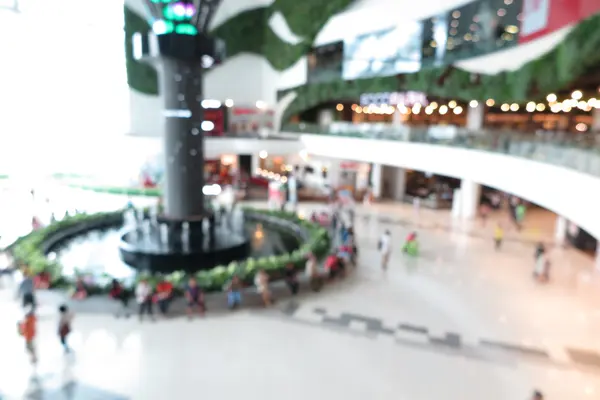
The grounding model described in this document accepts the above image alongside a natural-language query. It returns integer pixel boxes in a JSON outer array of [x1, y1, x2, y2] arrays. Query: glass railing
[[282, 123, 600, 178]]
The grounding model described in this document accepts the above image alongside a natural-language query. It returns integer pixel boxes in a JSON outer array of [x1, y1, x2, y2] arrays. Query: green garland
[[279, 14, 600, 121], [11, 208, 330, 293], [124, 0, 353, 94]]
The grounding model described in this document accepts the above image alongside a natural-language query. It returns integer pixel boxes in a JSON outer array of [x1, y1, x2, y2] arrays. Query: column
[[161, 59, 205, 220], [592, 108, 600, 132], [458, 180, 481, 219], [251, 154, 260, 177], [555, 215, 567, 245], [370, 163, 383, 199], [466, 103, 484, 131]]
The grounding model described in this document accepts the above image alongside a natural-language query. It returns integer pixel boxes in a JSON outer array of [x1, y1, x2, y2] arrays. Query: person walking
[[378, 230, 392, 270], [305, 252, 322, 292], [494, 223, 504, 250], [19, 307, 38, 365], [109, 279, 131, 318], [58, 304, 73, 353], [17, 268, 36, 310]]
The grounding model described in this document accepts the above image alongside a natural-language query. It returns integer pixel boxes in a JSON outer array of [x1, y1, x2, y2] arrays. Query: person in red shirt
[[19, 309, 37, 364], [325, 252, 340, 280], [155, 277, 173, 316]]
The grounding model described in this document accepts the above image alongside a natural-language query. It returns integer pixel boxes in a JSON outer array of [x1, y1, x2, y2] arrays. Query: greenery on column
[[123, 0, 354, 94], [279, 13, 600, 121]]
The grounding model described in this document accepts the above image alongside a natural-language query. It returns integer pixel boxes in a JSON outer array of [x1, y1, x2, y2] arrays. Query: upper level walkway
[[283, 123, 600, 241]]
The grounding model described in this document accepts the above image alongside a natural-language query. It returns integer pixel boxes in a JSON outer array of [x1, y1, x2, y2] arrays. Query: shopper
[[17, 268, 35, 310], [155, 277, 173, 316], [18, 307, 37, 364], [254, 269, 272, 307], [494, 223, 504, 250], [305, 252, 322, 292], [225, 275, 242, 309], [109, 279, 131, 318], [378, 230, 392, 269], [185, 277, 206, 318], [284, 263, 299, 295], [135, 278, 154, 321], [58, 304, 73, 353], [532, 390, 544, 400]]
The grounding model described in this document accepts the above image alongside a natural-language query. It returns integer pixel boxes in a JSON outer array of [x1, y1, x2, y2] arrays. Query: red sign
[[204, 109, 224, 136], [519, 0, 600, 43]]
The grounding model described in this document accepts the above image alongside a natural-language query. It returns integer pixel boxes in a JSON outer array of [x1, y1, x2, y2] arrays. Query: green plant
[[124, 5, 159, 95], [279, 13, 600, 121], [10, 208, 330, 294]]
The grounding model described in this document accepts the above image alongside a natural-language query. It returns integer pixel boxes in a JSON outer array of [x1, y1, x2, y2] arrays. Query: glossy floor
[[2, 198, 600, 399]]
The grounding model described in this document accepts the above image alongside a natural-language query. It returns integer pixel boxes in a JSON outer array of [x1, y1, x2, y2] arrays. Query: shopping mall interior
[[1, 0, 600, 399]]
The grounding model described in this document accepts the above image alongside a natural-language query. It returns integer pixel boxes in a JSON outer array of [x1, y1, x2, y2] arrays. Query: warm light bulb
[[439, 105, 448, 115], [526, 102, 536, 112], [536, 103, 545, 112], [510, 103, 519, 112], [336, 104, 344, 111], [546, 93, 557, 103], [453, 106, 463, 115], [572, 90, 583, 100], [448, 100, 457, 108], [501, 104, 510, 112], [486, 99, 495, 107], [469, 100, 478, 108]]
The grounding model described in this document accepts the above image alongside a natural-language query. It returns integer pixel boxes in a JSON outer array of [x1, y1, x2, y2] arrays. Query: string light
[[453, 106, 463, 115], [429, 101, 439, 109], [486, 99, 495, 107], [336, 104, 344, 111], [526, 102, 536, 112], [572, 90, 583, 100], [510, 103, 519, 111], [536, 103, 545, 112], [425, 107, 433, 115], [469, 100, 478, 108], [448, 100, 457, 109], [500, 103, 509, 112], [439, 105, 448, 115], [546, 93, 557, 103]]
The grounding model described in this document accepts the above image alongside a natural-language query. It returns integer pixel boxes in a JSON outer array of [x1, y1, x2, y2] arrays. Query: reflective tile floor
[[1, 192, 600, 399]]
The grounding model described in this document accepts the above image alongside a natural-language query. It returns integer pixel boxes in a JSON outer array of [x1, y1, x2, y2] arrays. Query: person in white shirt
[[135, 279, 154, 321], [379, 230, 392, 270]]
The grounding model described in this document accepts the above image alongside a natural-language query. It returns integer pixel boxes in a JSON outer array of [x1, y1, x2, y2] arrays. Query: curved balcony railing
[[282, 123, 600, 178]]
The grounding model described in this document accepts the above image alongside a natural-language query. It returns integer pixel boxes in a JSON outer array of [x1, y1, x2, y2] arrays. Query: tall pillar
[[458, 180, 481, 219], [466, 103, 484, 131], [317, 109, 334, 128], [592, 108, 600, 132], [370, 163, 383, 198], [251, 154, 260, 176], [555, 215, 567, 245], [161, 59, 205, 220]]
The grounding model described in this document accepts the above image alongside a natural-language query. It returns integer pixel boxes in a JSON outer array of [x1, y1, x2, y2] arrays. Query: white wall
[[295, 133, 600, 240]]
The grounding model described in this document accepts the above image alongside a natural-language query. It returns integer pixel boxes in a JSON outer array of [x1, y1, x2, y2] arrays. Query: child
[[226, 275, 243, 309], [58, 304, 73, 353], [494, 223, 504, 250], [19, 308, 37, 364]]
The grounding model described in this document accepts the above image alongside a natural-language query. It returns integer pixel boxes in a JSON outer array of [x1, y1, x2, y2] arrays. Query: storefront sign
[[359, 91, 428, 106]]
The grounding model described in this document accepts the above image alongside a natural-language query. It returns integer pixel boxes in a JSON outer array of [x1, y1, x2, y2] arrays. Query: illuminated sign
[[359, 91, 428, 107]]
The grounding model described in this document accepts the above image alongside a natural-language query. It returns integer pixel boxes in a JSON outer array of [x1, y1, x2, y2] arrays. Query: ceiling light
[[224, 99, 234, 107]]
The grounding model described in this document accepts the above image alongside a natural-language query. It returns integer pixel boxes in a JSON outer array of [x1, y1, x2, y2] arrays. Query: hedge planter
[[10, 208, 330, 294]]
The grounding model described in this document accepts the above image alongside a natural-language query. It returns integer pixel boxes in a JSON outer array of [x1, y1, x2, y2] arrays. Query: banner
[[306, 41, 344, 84], [343, 22, 422, 80], [518, 0, 600, 43]]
